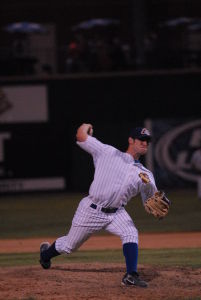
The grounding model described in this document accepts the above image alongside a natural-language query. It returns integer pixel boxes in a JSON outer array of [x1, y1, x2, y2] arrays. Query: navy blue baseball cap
[[129, 127, 152, 142]]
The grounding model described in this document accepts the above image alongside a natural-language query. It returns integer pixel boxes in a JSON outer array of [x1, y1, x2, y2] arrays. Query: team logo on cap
[[141, 128, 150, 136]]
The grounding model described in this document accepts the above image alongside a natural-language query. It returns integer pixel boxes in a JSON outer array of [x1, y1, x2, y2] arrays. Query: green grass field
[[0, 189, 200, 238], [0, 189, 201, 268], [0, 248, 201, 268]]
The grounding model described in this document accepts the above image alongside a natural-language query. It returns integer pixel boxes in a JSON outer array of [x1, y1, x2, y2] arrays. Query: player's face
[[134, 138, 149, 155]]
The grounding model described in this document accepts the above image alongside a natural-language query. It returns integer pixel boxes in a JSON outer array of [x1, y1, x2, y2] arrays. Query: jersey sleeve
[[139, 172, 158, 203], [76, 135, 110, 159]]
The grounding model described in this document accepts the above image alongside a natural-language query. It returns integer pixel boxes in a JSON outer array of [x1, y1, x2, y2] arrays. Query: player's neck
[[126, 149, 140, 160]]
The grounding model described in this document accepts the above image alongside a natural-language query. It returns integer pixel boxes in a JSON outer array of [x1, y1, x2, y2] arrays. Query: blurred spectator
[[93, 38, 112, 71], [41, 64, 53, 75], [110, 37, 127, 71], [121, 41, 132, 68], [65, 34, 90, 73], [65, 40, 79, 72], [12, 39, 27, 58], [65, 32, 134, 73]]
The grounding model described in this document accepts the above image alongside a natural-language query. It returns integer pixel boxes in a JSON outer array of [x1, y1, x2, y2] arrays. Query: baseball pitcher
[[39, 123, 170, 287]]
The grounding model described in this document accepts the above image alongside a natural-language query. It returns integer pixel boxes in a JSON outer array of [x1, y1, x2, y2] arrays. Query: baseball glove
[[144, 191, 170, 219]]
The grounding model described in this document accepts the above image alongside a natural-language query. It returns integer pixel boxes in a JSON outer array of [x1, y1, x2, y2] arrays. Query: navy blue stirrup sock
[[41, 242, 60, 261], [123, 242, 138, 274]]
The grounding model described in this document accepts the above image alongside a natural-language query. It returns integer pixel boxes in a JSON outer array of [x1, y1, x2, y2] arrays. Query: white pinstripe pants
[[55, 197, 138, 254]]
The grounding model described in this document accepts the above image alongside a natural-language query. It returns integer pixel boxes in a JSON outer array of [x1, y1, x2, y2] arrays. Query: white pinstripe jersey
[[77, 135, 157, 208]]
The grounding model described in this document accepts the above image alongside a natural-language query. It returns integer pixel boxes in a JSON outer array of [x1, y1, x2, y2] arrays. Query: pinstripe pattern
[[55, 136, 157, 254]]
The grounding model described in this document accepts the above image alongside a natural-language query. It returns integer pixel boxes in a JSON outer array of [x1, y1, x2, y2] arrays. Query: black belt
[[90, 203, 118, 213]]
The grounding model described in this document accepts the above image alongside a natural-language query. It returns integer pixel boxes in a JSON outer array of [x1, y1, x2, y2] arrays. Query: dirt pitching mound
[[1, 233, 201, 299], [0, 263, 201, 300]]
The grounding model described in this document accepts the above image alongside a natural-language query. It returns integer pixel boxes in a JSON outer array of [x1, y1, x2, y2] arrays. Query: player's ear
[[128, 137, 134, 144]]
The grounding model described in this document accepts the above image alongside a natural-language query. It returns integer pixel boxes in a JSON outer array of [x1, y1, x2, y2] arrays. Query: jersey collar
[[134, 159, 140, 163]]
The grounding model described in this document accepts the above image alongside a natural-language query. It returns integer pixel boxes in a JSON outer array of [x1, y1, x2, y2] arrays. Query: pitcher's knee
[[121, 228, 138, 244]]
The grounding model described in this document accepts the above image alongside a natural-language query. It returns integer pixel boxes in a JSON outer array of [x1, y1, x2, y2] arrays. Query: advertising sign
[[0, 85, 66, 193], [0, 85, 48, 123], [148, 119, 201, 188]]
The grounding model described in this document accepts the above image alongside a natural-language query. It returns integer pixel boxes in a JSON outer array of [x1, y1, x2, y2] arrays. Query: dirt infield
[[0, 232, 201, 300], [1, 231, 201, 253]]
